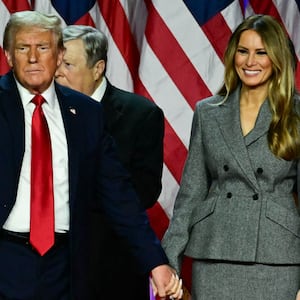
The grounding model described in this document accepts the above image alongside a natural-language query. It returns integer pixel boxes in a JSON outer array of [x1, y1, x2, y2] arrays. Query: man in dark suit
[[55, 25, 164, 299], [0, 10, 183, 300]]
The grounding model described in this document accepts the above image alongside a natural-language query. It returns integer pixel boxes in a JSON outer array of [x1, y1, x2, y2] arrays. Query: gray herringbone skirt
[[192, 260, 300, 300]]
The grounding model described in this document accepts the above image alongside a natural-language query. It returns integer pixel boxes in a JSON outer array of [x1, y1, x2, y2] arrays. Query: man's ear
[[4, 50, 13, 68], [94, 60, 105, 81]]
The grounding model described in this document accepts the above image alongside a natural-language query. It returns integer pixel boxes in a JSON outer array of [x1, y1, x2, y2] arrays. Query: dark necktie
[[30, 94, 54, 255]]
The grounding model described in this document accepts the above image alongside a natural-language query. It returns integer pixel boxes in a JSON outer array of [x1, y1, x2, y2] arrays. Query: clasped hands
[[151, 265, 183, 300]]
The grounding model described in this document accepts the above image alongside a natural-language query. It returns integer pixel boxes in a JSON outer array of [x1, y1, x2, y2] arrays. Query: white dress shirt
[[3, 80, 69, 233], [91, 76, 107, 102]]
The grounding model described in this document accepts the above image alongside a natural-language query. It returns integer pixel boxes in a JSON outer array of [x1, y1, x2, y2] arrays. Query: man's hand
[[151, 264, 183, 299]]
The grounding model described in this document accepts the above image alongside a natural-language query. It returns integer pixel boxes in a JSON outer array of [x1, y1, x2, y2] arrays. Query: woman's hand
[[165, 273, 183, 299], [150, 265, 183, 299]]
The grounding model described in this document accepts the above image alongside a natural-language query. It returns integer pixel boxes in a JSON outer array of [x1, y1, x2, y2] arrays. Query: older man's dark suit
[[0, 72, 168, 300], [89, 81, 164, 299]]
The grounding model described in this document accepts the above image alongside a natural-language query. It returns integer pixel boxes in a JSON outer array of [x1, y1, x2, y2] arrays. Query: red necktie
[[30, 94, 54, 255]]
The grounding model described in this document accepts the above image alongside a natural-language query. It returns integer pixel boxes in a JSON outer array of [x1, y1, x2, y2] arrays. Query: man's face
[[5, 27, 63, 94], [55, 39, 103, 96]]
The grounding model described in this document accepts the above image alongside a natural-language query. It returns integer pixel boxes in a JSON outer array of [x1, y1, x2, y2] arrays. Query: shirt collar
[[91, 77, 107, 102], [16, 79, 57, 109]]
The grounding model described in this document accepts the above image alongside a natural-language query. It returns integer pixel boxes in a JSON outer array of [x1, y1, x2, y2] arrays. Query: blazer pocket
[[266, 199, 300, 238], [190, 196, 217, 227]]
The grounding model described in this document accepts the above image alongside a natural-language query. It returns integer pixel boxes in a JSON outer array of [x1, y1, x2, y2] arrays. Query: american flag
[[0, 0, 300, 296]]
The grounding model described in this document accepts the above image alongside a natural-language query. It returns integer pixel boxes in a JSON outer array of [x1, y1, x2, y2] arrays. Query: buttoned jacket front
[[162, 88, 300, 273]]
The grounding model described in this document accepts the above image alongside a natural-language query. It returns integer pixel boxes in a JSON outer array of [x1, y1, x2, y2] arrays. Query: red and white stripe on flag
[[0, 0, 299, 293]]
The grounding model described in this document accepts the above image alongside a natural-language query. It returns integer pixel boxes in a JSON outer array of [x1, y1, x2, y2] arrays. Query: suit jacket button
[[223, 165, 229, 171], [227, 192, 232, 198], [257, 168, 263, 174], [252, 194, 259, 200]]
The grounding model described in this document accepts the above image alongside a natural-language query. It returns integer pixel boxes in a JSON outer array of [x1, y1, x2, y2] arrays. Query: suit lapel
[[244, 99, 271, 146], [0, 72, 25, 171], [101, 82, 123, 131], [212, 88, 269, 190], [55, 85, 82, 207]]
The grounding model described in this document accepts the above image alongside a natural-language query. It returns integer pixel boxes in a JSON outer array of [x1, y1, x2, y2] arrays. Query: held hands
[[151, 264, 183, 299]]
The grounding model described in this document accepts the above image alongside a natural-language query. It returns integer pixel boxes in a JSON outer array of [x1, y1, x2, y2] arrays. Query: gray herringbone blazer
[[162, 88, 300, 273]]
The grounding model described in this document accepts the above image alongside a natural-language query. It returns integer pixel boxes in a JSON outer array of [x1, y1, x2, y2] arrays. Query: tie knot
[[32, 94, 45, 106]]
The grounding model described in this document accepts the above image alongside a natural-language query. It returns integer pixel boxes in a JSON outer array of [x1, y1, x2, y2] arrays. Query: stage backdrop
[[0, 0, 299, 293]]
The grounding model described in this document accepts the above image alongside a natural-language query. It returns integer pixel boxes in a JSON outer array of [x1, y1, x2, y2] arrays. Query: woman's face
[[235, 29, 273, 90]]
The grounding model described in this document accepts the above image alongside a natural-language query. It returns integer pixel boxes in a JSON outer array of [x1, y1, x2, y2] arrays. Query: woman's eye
[[237, 49, 247, 54], [256, 51, 267, 55]]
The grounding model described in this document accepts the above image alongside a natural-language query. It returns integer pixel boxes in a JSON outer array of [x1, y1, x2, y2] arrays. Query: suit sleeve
[[97, 129, 168, 274], [162, 101, 211, 273]]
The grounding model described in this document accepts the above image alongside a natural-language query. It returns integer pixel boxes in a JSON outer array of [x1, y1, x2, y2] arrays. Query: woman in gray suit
[[162, 14, 300, 299]]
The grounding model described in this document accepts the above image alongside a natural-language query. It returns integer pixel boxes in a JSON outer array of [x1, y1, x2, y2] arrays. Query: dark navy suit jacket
[[0, 71, 168, 299]]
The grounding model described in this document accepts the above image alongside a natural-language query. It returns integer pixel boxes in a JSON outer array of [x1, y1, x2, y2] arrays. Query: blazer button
[[227, 192, 232, 198], [252, 193, 259, 200], [257, 168, 263, 174], [223, 165, 229, 171]]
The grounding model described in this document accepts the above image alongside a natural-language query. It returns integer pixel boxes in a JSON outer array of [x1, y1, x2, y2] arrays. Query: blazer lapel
[[101, 82, 123, 131], [55, 85, 81, 207], [244, 99, 271, 146], [0, 72, 25, 171], [212, 89, 263, 190]]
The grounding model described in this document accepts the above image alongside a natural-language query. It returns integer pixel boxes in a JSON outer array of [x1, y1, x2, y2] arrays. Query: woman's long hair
[[218, 14, 300, 160]]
